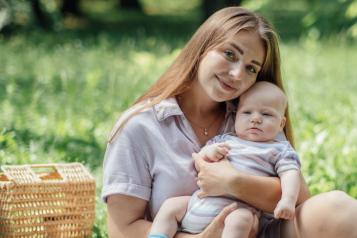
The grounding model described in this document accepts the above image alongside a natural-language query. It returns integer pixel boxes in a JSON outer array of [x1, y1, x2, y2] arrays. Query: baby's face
[[235, 89, 286, 142]]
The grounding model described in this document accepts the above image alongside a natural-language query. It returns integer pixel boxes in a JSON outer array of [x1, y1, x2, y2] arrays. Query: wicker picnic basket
[[0, 163, 96, 238]]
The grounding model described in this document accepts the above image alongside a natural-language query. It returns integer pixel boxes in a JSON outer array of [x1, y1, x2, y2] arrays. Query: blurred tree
[[61, 0, 82, 17], [302, 0, 357, 37], [29, 0, 82, 30], [30, 0, 52, 29], [0, 0, 11, 31], [202, 0, 242, 20], [255, 0, 357, 38], [119, 0, 142, 11]]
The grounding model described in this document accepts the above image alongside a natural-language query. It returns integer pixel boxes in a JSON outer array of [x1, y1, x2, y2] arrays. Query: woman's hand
[[193, 152, 238, 198], [197, 203, 237, 238]]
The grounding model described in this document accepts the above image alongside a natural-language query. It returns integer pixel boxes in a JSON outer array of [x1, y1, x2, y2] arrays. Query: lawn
[[0, 8, 356, 237]]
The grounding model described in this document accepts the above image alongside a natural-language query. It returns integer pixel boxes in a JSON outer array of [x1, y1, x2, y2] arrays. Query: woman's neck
[[177, 84, 226, 146], [177, 82, 223, 119]]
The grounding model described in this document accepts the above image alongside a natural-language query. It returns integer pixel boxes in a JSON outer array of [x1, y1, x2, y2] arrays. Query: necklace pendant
[[204, 128, 209, 136]]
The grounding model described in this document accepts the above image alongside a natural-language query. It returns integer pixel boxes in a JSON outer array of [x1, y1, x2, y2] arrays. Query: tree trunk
[[31, 0, 51, 29], [202, 0, 242, 20], [61, 0, 82, 16], [226, 0, 242, 7], [119, 0, 142, 11]]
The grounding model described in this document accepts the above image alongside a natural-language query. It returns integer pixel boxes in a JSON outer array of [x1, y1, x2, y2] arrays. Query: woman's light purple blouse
[[101, 98, 236, 219]]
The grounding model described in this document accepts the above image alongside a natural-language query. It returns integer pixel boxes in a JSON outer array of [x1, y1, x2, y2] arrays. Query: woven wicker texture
[[0, 163, 96, 237]]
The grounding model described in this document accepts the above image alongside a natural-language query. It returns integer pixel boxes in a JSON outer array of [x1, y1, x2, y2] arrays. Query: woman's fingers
[[197, 190, 207, 199], [216, 203, 238, 222], [192, 152, 208, 171], [199, 203, 238, 238]]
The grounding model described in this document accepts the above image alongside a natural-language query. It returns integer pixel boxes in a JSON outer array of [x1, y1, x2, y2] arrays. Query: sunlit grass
[[281, 38, 357, 196]]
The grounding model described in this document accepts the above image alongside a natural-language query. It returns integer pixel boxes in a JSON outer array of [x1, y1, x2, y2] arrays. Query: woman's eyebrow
[[229, 42, 244, 55], [229, 42, 262, 67]]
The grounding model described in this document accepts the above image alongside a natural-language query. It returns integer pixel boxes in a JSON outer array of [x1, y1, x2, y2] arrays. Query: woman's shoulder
[[109, 102, 155, 138], [108, 98, 183, 142]]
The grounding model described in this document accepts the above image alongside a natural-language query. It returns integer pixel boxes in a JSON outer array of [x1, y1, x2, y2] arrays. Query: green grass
[[1, 12, 356, 238], [281, 38, 357, 196]]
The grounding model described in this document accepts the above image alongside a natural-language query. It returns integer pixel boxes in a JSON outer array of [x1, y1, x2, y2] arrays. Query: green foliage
[[302, 0, 357, 38], [141, 0, 201, 14], [243, 0, 357, 39]]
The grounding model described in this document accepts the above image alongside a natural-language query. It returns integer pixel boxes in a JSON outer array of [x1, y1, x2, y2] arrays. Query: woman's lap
[[258, 190, 357, 238], [257, 214, 282, 238], [264, 190, 357, 238]]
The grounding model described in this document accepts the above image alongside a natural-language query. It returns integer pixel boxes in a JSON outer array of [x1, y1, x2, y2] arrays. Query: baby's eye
[[262, 113, 272, 116], [246, 65, 257, 74], [224, 50, 235, 60], [242, 111, 251, 115]]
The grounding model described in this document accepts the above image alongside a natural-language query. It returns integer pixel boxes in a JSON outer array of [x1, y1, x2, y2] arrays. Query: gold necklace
[[176, 96, 224, 136], [186, 112, 223, 136]]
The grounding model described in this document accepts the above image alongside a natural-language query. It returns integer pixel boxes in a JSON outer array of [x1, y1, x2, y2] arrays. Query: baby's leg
[[222, 208, 258, 238], [149, 196, 191, 238]]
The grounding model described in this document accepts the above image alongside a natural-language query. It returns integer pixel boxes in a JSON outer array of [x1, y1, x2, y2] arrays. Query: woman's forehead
[[218, 30, 265, 64]]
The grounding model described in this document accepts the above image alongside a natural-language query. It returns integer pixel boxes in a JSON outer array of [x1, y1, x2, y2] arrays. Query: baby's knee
[[225, 209, 255, 230], [160, 196, 190, 216]]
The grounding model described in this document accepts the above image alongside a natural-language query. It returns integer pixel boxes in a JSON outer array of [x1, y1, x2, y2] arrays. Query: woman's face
[[196, 30, 266, 102]]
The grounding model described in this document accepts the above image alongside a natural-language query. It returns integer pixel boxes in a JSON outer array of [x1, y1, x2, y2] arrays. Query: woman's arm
[[107, 194, 237, 238], [193, 153, 310, 213], [107, 194, 151, 238]]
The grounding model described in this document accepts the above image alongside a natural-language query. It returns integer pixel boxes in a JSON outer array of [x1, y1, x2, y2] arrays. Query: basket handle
[[1, 164, 66, 183]]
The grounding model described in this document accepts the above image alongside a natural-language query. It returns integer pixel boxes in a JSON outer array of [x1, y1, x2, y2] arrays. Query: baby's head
[[235, 81, 287, 142]]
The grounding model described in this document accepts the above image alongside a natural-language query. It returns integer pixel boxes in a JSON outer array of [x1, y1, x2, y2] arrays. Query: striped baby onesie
[[180, 134, 300, 233]]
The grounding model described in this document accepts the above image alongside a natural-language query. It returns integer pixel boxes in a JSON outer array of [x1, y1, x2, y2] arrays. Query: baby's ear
[[280, 116, 286, 130]]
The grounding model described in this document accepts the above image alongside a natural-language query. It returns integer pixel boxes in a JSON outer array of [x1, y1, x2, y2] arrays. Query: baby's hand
[[200, 143, 230, 162], [274, 198, 295, 220]]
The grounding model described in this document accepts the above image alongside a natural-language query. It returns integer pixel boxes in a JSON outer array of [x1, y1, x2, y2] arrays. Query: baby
[[148, 81, 301, 238]]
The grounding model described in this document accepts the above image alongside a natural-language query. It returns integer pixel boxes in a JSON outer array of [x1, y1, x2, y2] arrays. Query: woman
[[101, 7, 357, 238]]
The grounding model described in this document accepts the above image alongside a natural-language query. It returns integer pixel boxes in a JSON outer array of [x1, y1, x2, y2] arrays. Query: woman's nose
[[228, 63, 244, 81]]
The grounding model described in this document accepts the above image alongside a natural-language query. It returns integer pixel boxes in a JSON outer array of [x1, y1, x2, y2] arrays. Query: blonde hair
[[108, 6, 294, 146]]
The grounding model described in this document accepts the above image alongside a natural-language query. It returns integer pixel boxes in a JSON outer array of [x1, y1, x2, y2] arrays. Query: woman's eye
[[224, 50, 235, 60], [247, 65, 257, 74]]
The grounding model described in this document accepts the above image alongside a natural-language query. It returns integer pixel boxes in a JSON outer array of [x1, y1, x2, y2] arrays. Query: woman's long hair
[[109, 6, 294, 146]]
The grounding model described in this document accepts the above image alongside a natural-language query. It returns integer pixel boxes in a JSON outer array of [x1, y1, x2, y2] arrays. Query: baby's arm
[[274, 170, 300, 219], [198, 142, 230, 163]]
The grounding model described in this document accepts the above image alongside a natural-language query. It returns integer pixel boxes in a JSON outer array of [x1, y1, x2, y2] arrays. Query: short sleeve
[[275, 143, 301, 177], [101, 116, 152, 203]]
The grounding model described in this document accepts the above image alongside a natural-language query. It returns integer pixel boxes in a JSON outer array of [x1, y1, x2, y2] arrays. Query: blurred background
[[0, 0, 356, 237]]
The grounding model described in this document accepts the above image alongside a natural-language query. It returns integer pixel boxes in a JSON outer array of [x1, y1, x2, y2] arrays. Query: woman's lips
[[216, 75, 236, 91]]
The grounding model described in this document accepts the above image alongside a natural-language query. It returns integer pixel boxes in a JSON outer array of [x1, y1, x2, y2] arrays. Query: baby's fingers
[[217, 142, 231, 150], [215, 145, 230, 158]]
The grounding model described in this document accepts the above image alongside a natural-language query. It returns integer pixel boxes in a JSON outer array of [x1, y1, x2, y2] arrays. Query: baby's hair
[[239, 81, 288, 115]]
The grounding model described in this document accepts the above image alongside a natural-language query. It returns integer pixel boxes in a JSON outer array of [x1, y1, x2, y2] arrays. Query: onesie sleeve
[[101, 116, 152, 203], [205, 134, 230, 145], [275, 142, 301, 177]]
